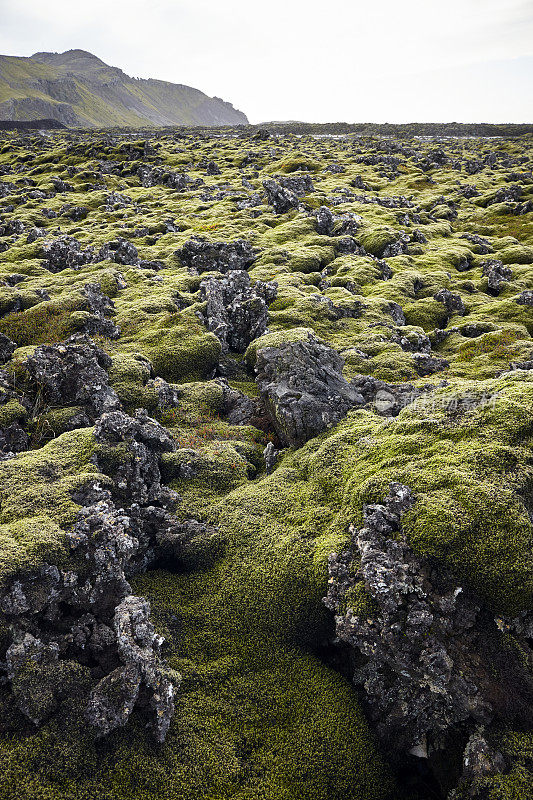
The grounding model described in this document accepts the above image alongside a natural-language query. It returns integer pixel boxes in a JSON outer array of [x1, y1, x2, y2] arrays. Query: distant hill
[[0, 49, 248, 127]]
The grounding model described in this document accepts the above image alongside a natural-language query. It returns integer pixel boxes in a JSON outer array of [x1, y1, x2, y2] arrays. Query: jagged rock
[[26, 226, 46, 243], [487, 184, 522, 205], [457, 185, 480, 199], [104, 192, 133, 210], [410, 229, 427, 244], [461, 728, 506, 782], [41, 236, 95, 272], [335, 236, 366, 255], [315, 205, 335, 235], [213, 378, 263, 427], [412, 353, 450, 376], [263, 441, 280, 474], [0, 422, 29, 457], [94, 409, 177, 508], [350, 375, 429, 416], [516, 290, 533, 306], [206, 161, 221, 175], [392, 329, 431, 354], [460, 232, 493, 254], [0, 332, 16, 362], [325, 163, 346, 173], [2, 273, 26, 287], [307, 294, 364, 320], [275, 173, 314, 196], [23, 334, 121, 418], [378, 260, 393, 279], [262, 178, 300, 213], [137, 165, 192, 190], [434, 288, 466, 316], [514, 199, 533, 215], [336, 214, 362, 237], [61, 205, 89, 221], [146, 376, 181, 410], [481, 260, 512, 294], [89, 595, 175, 742], [386, 301, 406, 325], [87, 662, 142, 736], [51, 177, 74, 193], [254, 332, 365, 446], [200, 270, 277, 352], [0, 218, 24, 236], [382, 233, 410, 257], [176, 237, 256, 274], [80, 283, 121, 339], [0, 409, 188, 740], [98, 237, 139, 266], [324, 483, 533, 760]]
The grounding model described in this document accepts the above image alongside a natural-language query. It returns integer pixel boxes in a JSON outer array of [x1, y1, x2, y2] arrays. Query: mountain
[[0, 49, 248, 127]]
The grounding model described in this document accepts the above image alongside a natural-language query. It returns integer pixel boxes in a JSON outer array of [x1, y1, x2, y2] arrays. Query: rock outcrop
[[324, 483, 533, 783], [200, 270, 277, 352]]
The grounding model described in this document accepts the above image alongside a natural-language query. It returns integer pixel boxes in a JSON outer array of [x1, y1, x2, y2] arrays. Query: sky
[[0, 0, 532, 123]]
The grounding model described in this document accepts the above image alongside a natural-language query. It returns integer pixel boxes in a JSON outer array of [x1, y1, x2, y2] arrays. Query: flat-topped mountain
[[0, 49, 248, 127]]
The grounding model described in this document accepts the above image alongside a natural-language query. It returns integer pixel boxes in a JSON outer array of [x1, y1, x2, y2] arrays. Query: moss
[[403, 297, 449, 330], [358, 227, 399, 257], [267, 156, 323, 174], [0, 428, 101, 588], [0, 399, 27, 427], [0, 300, 80, 346], [0, 127, 532, 799], [147, 323, 221, 383]]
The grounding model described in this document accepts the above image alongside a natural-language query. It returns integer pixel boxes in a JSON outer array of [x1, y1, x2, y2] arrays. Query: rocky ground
[[0, 125, 531, 800]]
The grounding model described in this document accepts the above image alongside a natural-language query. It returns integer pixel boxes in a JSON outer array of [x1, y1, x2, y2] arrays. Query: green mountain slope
[[0, 49, 248, 127]]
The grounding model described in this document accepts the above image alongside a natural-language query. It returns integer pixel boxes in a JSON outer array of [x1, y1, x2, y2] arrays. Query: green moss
[[1, 127, 532, 800], [0, 427, 103, 588]]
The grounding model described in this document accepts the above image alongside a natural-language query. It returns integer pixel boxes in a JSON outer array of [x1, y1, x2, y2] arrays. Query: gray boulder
[[254, 332, 365, 447], [200, 270, 277, 352]]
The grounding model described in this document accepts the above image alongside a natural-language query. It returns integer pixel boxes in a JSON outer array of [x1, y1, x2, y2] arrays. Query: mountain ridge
[[0, 49, 248, 127]]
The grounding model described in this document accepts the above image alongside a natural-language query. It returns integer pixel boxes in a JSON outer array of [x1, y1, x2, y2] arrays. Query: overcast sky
[[1, 0, 532, 123]]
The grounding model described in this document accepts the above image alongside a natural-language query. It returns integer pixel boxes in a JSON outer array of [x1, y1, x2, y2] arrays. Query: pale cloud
[[0, 0, 531, 122]]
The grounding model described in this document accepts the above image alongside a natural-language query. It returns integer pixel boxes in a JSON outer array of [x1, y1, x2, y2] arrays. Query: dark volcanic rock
[[516, 290, 533, 306], [412, 353, 450, 376], [254, 332, 365, 446], [481, 260, 512, 295], [0, 408, 195, 741], [176, 237, 256, 274], [0, 332, 16, 363], [80, 283, 121, 339], [434, 288, 466, 316], [262, 178, 300, 213], [275, 173, 314, 196], [137, 165, 192, 190], [324, 483, 533, 761], [98, 237, 139, 266], [88, 595, 174, 742], [200, 269, 277, 352], [349, 375, 429, 416], [23, 334, 121, 418], [314, 205, 335, 235], [94, 408, 176, 508], [41, 236, 95, 272]]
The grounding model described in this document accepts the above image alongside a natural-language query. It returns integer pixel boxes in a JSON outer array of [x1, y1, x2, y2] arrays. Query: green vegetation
[[0, 124, 531, 800]]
